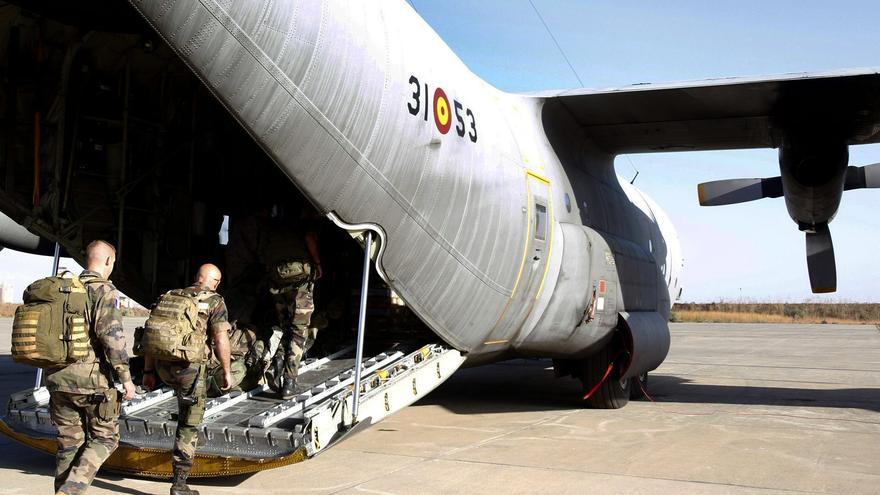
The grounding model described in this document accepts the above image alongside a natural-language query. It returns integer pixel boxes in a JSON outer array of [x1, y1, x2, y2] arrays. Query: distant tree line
[[672, 303, 880, 324]]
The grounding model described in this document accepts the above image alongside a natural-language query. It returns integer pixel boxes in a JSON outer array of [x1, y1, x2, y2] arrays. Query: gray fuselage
[[127, 0, 683, 366]]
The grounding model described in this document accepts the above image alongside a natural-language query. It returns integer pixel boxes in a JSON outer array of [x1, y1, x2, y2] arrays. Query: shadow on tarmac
[[416, 358, 880, 414], [648, 375, 880, 412], [417, 359, 585, 413]]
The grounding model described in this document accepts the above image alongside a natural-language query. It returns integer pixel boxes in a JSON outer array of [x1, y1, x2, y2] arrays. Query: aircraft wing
[[537, 68, 880, 154]]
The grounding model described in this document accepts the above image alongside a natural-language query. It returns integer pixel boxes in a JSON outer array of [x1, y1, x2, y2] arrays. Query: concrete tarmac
[[1, 320, 879, 494]]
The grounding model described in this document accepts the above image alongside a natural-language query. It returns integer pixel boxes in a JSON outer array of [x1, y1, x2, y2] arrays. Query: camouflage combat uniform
[[206, 323, 266, 396], [271, 277, 316, 384], [46, 270, 130, 495], [154, 285, 230, 477], [264, 224, 317, 387]]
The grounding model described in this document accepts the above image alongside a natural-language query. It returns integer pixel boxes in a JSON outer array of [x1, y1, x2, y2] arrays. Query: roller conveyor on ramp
[[0, 342, 465, 477]]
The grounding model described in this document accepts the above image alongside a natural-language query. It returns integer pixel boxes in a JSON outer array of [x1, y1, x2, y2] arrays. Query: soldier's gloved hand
[[142, 372, 156, 392], [122, 380, 136, 401]]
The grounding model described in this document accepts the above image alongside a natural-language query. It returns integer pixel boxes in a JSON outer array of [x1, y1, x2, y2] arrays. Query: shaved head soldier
[[48, 240, 136, 495], [142, 264, 232, 495]]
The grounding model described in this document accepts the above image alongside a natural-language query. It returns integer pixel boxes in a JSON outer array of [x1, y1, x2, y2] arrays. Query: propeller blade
[[844, 163, 880, 190], [805, 226, 837, 294], [697, 177, 783, 206]]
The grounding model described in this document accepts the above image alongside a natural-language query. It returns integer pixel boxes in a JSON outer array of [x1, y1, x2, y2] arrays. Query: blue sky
[[1, 1, 878, 303], [411, 0, 880, 302]]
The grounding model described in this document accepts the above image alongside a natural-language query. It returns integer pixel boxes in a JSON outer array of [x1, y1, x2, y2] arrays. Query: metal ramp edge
[[1, 343, 464, 467], [304, 343, 465, 456]]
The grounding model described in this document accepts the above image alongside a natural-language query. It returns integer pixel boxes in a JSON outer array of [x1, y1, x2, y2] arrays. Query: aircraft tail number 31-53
[[407, 74, 477, 143]]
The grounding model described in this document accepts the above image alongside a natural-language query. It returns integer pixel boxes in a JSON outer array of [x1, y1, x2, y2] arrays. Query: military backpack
[[225, 323, 256, 359], [11, 274, 102, 368], [270, 260, 312, 287], [141, 289, 213, 364], [263, 225, 312, 287]]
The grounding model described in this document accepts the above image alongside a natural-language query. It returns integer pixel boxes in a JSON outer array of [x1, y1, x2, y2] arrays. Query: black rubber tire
[[629, 372, 648, 400], [581, 344, 631, 409]]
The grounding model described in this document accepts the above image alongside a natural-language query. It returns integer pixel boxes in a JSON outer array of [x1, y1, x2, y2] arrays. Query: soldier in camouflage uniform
[[264, 212, 322, 400], [46, 240, 136, 495], [205, 322, 267, 396], [142, 264, 232, 495]]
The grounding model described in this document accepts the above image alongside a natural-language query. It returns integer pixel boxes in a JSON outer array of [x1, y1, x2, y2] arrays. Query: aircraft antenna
[[528, 0, 584, 87], [627, 156, 640, 184]]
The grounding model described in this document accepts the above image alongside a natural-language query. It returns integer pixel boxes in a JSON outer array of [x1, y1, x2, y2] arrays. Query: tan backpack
[[227, 323, 258, 360], [141, 289, 213, 364], [11, 274, 102, 368]]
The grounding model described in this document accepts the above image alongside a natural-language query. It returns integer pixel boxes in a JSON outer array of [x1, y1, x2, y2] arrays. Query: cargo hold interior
[[0, 2, 442, 356]]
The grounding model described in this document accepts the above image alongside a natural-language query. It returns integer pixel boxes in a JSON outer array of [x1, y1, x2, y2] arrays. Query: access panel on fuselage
[[479, 172, 554, 350]]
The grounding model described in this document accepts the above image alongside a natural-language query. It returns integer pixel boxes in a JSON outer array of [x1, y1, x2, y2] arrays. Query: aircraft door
[[482, 172, 554, 347], [515, 173, 554, 320], [527, 173, 552, 280]]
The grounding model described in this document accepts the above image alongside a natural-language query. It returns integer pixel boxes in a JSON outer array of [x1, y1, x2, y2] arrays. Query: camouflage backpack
[[11, 274, 102, 368], [141, 289, 213, 364], [227, 322, 259, 360], [270, 260, 312, 287], [263, 225, 312, 286]]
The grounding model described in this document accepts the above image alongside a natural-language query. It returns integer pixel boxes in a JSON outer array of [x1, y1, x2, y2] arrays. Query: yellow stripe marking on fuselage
[[485, 171, 535, 335], [486, 170, 554, 339]]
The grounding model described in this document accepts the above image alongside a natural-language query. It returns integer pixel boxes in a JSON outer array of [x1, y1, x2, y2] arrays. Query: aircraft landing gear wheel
[[630, 372, 648, 400], [581, 344, 630, 409]]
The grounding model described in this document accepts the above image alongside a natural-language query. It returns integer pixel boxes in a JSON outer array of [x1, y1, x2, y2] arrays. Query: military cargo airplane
[[0, 0, 878, 477]]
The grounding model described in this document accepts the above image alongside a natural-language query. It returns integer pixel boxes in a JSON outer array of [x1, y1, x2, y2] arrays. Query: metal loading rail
[[1, 343, 465, 476]]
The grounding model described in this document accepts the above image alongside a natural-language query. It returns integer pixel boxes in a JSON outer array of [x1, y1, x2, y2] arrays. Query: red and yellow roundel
[[433, 88, 451, 134]]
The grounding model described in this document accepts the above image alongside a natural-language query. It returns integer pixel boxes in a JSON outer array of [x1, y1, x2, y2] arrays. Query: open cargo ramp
[[1, 343, 464, 477]]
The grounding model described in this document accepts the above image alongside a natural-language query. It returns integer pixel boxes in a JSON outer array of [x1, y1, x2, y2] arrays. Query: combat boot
[[265, 355, 284, 393], [170, 469, 199, 495], [281, 378, 297, 400]]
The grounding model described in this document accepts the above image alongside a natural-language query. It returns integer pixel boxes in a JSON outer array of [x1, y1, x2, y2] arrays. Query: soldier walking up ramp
[[1, 343, 464, 476]]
